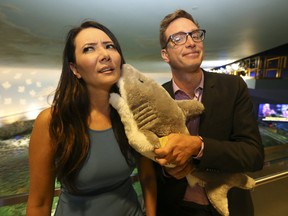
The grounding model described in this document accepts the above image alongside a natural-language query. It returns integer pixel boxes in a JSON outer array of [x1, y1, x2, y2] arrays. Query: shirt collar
[[172, 70, 204, 96]]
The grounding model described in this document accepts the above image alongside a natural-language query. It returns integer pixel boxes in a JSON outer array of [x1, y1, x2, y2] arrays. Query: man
[[154, 9, 264, 216]]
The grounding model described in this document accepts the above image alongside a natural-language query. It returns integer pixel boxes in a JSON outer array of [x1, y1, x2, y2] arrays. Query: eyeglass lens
[[171, 30, 205, 45]]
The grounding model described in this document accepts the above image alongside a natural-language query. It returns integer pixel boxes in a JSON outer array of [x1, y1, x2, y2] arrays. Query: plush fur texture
[[109, 64, 255, 216]]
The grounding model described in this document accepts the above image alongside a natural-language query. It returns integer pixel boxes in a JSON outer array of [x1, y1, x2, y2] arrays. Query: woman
[[26, 21, 156, 216]]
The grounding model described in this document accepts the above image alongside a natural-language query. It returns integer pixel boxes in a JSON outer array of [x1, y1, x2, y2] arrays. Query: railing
[[0, 190, 60, 207], [1, 170, 288, 207], [254, 170, 288, 186]]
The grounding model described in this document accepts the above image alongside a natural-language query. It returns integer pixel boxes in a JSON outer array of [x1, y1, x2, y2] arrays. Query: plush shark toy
[[109, 64, 255, 216]]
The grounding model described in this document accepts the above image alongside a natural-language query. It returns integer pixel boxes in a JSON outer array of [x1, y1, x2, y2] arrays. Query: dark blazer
[[155, 70, 264, 216]]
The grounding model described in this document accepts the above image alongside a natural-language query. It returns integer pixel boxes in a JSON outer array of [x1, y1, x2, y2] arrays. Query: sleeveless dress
[[54, 128, 144, 216]]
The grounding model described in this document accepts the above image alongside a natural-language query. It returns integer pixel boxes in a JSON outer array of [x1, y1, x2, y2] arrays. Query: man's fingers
[[155, 157, 168, 166], [154, 143, 173, 156], [163, 163, 193, 179], [154, 148, 165, 156], [164, 166, 185, 179]]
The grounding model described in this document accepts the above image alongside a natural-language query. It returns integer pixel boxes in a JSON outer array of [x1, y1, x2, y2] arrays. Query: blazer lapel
[[199, 71, 217, 133]]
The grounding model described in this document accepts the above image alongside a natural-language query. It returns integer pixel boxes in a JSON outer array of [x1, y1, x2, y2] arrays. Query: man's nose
[[185, 34, 196, 47]]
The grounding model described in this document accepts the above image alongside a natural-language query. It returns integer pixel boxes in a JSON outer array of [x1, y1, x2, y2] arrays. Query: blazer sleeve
[[198, 72, 264, 173]]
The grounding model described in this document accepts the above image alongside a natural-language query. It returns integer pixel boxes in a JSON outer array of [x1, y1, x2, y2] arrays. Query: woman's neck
[[88, 91, 112, 130]]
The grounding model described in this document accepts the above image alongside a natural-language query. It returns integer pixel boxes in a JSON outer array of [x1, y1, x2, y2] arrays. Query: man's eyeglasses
[[162, 29, 206, 49]]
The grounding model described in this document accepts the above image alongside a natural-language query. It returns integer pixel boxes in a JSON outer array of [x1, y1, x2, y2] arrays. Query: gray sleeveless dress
[[54, 128, 144, 216]]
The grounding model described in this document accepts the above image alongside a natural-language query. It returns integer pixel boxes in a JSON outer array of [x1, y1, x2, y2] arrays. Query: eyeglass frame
[[162, 29, 206, 49]]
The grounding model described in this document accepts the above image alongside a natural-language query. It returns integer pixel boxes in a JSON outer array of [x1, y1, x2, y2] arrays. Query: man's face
[[161, 18, 205, 72]]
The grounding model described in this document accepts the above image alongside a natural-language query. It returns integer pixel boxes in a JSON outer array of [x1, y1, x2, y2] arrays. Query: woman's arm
[[26, 108, 56, 216], [138, 156, 157, 216]]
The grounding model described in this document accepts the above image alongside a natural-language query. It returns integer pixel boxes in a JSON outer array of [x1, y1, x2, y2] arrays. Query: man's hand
[[163, 162, 194, 179], [154, 133, 202, 166]]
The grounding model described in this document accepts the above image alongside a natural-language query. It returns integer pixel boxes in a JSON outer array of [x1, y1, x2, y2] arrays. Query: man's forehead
[[166, 18, 197, 35]]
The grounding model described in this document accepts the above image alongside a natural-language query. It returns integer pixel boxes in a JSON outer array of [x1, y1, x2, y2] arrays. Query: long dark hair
[[50, 21, 133, 192]]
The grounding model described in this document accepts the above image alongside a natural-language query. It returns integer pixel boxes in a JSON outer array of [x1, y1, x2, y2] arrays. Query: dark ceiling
[[0, 0, 288, 72]]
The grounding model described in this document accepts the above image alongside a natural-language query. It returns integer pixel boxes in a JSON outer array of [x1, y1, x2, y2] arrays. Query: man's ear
[[161, 49, 170, 63], [69, 63, 81, 79]]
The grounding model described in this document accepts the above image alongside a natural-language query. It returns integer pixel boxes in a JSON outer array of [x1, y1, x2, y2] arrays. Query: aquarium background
[[0, 66, 170, 215]]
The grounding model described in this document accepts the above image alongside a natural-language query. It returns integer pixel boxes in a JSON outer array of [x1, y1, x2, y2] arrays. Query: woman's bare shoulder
[[33, 107, 52, 127]]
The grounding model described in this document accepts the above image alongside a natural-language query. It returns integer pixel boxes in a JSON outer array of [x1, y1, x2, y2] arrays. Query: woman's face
[[70, 27, 121, 92]]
